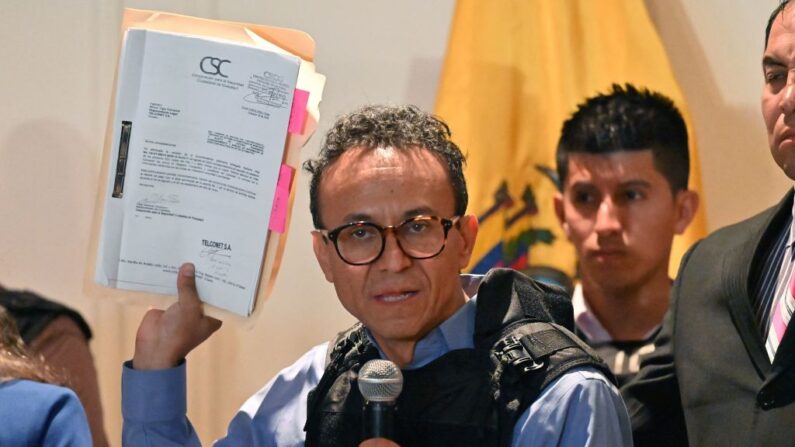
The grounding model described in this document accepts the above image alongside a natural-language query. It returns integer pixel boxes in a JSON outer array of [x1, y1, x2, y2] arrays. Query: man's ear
[[553, 192, 571, 239], [456, 215, 479, 269], [673, 190, 700, 235], [311, 232, 335, 283]]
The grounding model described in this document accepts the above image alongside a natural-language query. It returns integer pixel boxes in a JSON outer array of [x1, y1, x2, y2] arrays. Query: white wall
[[0, 0, 786, 444]]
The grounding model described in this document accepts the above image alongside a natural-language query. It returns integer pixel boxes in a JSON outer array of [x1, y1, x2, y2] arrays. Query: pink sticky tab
[[269, 164, 296, 233], [288, 89, 310, 134]]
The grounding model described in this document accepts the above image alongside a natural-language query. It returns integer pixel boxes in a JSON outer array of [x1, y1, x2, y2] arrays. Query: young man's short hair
[[556, 84, 689, 192]]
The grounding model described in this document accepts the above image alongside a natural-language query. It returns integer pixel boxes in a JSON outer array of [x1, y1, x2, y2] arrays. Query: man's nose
[[781, 74, 795, 115], [594, 200, 622, 234], [376, 231, 412, 272]]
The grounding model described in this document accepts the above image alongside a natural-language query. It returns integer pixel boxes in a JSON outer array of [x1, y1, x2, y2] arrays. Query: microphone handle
[[363, 400, 396, 440]]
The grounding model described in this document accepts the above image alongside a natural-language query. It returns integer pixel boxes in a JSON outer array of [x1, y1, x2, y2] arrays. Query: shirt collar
[[572, 282, 660, 342], [572, 283, 613, 343], [365, 274, 481, 369]]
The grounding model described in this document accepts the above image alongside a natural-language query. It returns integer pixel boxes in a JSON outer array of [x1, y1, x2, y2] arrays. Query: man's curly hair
[[303, 105, 468, 229]]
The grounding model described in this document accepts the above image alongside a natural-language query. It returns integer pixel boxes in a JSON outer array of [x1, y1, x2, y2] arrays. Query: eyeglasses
[[317, 215, 461, 266]]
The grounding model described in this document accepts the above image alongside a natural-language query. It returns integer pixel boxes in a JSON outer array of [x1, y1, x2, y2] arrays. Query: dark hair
[[0, 305, 59, 384], [303, 105, 467, 229], [556, 84, 689, 192], [766, 1, 791, 49]]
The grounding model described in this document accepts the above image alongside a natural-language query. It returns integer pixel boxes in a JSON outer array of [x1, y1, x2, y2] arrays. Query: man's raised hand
[[133, 263, 222, 370]]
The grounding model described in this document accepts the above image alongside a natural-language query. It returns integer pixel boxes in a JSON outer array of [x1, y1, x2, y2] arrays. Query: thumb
[[177, 263, 202, 308]]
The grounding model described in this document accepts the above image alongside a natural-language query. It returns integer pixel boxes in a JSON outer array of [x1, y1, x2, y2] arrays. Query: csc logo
[[199, 56, 230, 78]]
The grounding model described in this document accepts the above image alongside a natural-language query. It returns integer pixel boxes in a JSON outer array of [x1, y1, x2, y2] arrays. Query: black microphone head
[[358, 359, 403, 402]]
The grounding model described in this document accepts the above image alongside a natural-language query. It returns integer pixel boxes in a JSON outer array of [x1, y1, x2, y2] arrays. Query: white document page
[[96, 29, 299, 315]]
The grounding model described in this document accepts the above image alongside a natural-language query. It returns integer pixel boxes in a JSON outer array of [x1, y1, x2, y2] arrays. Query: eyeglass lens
[[336, 217, 446, 264]]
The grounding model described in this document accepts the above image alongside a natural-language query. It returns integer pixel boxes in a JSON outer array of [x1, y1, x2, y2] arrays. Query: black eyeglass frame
[[317, 215, 461, 266]]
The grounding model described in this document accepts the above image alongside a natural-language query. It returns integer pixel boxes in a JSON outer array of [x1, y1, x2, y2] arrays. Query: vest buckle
[[495, 335, 544, 372]]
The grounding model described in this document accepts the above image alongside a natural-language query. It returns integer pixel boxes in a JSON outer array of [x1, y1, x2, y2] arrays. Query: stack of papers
[[95, 16, 323, 316]]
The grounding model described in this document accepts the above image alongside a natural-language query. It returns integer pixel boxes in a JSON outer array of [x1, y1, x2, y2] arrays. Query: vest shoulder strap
[[324, 322, 363, 367], [305, 322, 376, 437], [489, 320, 615, 446]]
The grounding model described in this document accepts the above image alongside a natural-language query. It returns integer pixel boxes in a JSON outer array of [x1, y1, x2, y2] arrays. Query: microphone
[[358, 359, 403, 441]]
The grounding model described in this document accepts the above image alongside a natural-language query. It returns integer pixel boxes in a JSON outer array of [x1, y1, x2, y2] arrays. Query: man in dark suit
[[622, 2, 795, 445]]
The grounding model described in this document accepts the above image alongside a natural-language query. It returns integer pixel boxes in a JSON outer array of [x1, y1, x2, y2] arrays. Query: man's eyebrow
[[337, 207, 439, 226], [402, 207, 436, 219], [619, 179, 652, 189], [569, 181, 595, 189], [568, 180, 652, 190], [341, 213, 372, 223], [763, 55, 787, 69]]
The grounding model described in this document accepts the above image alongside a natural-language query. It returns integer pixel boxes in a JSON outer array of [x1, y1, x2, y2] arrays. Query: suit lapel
[[725, 245, 772, 377], [725, 191, 793, 378]]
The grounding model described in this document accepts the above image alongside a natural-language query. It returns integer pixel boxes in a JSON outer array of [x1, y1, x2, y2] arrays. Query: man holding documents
[[122, 105, 631, 446]]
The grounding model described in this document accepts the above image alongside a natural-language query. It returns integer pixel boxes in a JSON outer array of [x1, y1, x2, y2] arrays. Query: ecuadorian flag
[[435, 0, 707, 277]]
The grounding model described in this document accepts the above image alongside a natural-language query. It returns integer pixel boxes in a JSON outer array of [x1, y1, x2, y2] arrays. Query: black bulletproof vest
[[304, 268, 613, 447]]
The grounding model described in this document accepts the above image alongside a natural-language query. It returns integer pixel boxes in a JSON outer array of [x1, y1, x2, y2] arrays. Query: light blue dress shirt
[[123, 296, 632, 446]]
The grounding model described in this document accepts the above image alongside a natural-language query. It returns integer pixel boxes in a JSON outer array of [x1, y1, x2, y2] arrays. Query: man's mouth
[[779, 129, 795, 146], [590, 249, 625, 259], [374, 291, 417, 303]]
